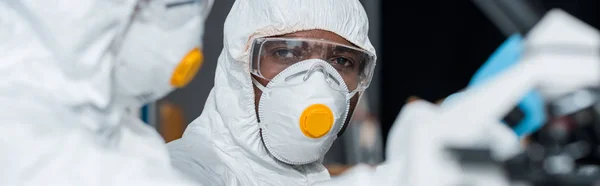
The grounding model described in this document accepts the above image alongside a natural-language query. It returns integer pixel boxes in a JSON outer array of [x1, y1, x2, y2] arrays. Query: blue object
[[444, 34, 545, 137], [470, 34, 545, 136], [141, 104, 150, 124]]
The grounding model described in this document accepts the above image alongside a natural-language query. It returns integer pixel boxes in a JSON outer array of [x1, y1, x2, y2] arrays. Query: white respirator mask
[[112, 0, 212, 108], [253, 59, 356, 165]]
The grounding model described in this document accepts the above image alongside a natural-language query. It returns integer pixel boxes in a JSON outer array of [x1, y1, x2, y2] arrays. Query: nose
[[303, 61, 330, 81]]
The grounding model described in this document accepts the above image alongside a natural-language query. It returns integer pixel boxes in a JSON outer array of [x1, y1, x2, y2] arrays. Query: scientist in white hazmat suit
[[0, 0, 212, 185], [167, 0, 377, 185]]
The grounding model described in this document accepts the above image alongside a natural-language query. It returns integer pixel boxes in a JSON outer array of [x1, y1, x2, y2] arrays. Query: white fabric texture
[[0, 0, 210, 185], [167, 0, 375, 185]]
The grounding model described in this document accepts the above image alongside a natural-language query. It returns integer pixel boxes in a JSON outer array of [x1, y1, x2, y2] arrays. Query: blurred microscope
[[449, 0, 600, 185], [453, 89, 600, 186]]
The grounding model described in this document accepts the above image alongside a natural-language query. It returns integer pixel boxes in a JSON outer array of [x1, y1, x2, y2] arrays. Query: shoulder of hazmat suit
[[0, 0, 212, 185], [166, 0, 376, 185]]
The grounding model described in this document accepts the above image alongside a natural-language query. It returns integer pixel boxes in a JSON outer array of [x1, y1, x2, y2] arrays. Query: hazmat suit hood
[[0, 0, 138, 132], [0, 0, 211, 131], [0, 0, 213, 185], [168, 0, 376, 185]]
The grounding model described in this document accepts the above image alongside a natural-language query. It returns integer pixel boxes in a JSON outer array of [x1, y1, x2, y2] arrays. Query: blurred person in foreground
[[323, 92, 384, 176], [0, 0, 212, 185], [167, 0, 377, 185]]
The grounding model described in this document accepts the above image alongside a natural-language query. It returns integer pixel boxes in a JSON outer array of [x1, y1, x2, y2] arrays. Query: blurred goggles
[[135, 0, 213, 29], [250, 37, 376, 92]]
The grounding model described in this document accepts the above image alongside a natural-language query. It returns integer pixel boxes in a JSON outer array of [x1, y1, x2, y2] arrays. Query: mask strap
[[337, 90, 362, 137], [347, 90, 358, 100], [252, 77, 268, 93]]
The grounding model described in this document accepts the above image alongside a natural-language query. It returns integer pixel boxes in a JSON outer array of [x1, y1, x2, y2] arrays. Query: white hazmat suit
[[0, 0, 212, 185], [167, 0, 376, 185]]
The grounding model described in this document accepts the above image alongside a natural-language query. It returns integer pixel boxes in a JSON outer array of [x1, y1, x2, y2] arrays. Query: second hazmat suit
[[167, 0, 376, 185], [0, 0, 212, 185]]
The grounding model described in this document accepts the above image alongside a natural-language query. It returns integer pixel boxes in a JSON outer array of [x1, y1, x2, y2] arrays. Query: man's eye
[[274, 49, 296, 58], [331, 57, 354, 67]]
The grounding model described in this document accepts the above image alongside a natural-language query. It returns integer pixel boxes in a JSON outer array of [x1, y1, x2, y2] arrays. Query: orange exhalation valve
[[170, 47, 204, 88], [299, 104, 334, 138]]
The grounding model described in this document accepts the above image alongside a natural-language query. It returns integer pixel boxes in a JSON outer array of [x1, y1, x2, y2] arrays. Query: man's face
[[252, 29, 360, 134]]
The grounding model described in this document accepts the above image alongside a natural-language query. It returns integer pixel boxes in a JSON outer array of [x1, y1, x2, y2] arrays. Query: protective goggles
[[250, 37, 376, 92]]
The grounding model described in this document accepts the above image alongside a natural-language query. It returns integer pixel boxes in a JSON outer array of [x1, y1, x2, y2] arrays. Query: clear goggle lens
[[250, 37, 376, 92]]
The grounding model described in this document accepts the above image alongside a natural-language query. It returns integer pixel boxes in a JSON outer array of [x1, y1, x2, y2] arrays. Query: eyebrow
[[332, 46, 362, 55]]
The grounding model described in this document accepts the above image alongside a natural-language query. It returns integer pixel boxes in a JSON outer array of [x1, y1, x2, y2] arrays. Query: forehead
[[271, 29, 355, 47]]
